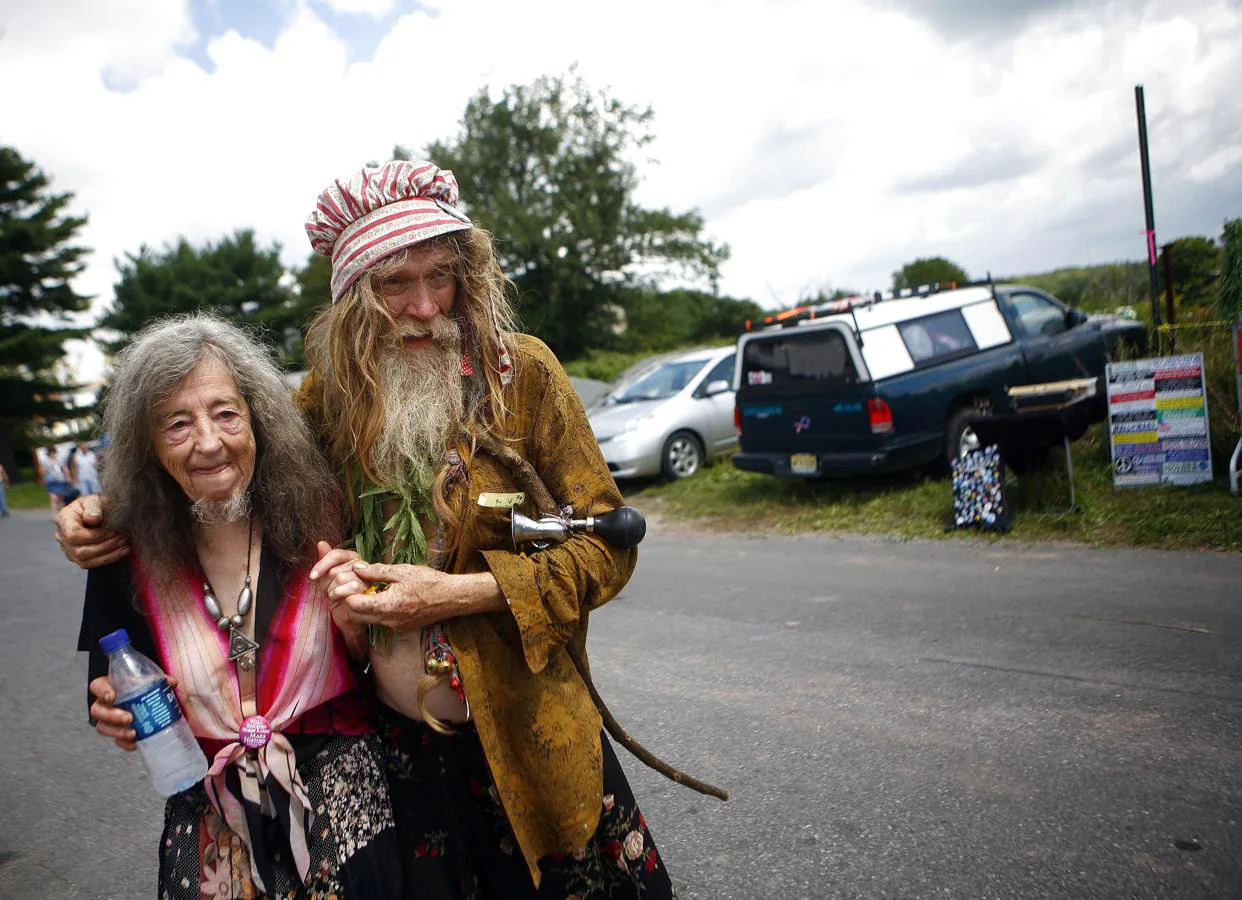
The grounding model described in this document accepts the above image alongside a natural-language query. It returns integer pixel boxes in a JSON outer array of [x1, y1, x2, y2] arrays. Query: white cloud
[[2, 0, 1241, 384], [0, 0, 196, 84], [316, 0, 396, 16]]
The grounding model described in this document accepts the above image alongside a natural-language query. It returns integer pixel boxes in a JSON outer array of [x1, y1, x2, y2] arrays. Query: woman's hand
[[311, 541, 370, 658], [56, 496, 129, 569], [89, 674, 179, 751], [311, 541, 367, 597]]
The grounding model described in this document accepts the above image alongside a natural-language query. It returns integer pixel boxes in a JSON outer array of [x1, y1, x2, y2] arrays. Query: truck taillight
[[868, 397, 894, 434], [733, 405, 743, 435]]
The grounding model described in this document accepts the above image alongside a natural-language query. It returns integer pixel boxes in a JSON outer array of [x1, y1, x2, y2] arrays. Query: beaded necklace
[[199, 517, 260, 670]]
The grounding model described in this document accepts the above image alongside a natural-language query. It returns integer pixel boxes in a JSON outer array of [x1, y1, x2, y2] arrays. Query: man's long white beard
[[190, 488, 252, 525], [372, 324, 464, 487]]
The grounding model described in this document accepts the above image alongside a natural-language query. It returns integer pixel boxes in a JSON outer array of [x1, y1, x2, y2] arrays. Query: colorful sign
[[1106, 353, 1212, 487]]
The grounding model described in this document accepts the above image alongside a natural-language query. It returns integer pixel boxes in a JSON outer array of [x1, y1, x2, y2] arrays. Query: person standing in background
[[0, 463, 9, 518], [70, 441, 100, 496], [39, 445, 79, 511]]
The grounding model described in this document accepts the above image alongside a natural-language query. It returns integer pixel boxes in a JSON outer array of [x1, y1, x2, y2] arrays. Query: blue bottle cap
[[99, 629, 132, 655]]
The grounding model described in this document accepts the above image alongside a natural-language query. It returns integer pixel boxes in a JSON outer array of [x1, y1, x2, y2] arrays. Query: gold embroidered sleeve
[[481, 339, 637, 674]]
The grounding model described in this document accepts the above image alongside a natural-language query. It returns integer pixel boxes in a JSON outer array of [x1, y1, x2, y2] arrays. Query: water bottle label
[[115, 680, 184, 740]]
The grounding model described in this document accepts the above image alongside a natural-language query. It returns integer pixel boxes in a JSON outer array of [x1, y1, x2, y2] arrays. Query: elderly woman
[[78, 314, 403, 899]]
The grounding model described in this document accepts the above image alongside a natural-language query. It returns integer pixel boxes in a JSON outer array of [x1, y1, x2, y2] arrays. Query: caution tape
[[1154, 320, 1233, 332]]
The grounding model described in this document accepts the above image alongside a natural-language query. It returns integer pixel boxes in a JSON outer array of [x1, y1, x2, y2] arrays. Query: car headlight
[[619, 412, 657, 435]]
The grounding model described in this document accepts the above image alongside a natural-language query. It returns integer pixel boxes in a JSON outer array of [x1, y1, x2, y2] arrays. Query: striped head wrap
[[306, 160, 473, 302]]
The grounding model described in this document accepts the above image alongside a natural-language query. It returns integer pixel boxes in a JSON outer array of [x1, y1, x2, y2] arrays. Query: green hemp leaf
[[346, 463, 435, 656]]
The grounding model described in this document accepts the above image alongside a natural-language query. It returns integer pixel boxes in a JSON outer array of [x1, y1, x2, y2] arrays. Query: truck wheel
[[662, 431, 704, 480], [944, 407, 981, 468]]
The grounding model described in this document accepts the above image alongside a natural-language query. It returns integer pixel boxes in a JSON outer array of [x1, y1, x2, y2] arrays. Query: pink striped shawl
[[132, 554, 361, 891]]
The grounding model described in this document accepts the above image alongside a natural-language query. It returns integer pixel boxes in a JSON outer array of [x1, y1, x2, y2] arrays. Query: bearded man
[[58, 161, 678, 899]]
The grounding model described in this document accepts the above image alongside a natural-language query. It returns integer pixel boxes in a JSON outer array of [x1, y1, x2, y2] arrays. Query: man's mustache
[[394, 316, 462, 345]]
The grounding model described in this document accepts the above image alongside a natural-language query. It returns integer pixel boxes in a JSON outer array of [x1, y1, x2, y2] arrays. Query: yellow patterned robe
[[305, 332, 637, 886]]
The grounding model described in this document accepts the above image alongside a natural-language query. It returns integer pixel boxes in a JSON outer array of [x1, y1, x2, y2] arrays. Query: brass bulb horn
[[511, 505, 647, 551]]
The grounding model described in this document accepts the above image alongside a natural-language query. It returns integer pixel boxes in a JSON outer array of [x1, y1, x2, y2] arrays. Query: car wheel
[[662, 431, 704, 480], [944, 406, 980, 468]]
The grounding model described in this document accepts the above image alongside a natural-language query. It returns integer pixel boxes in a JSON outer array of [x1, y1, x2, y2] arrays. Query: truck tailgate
[[735, 323, 881, 472], [739, 388, 879, 452]]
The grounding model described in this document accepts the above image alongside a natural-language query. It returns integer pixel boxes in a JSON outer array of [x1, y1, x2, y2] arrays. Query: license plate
[[790, 453, 819, 475]]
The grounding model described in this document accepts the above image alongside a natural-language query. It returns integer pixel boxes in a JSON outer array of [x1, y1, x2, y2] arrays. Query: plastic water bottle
[[99, 629, 208, 796]]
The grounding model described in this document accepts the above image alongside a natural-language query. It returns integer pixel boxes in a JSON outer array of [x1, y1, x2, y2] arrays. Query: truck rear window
[[897, 309, 978, 365], [742, 330, 859, 387]]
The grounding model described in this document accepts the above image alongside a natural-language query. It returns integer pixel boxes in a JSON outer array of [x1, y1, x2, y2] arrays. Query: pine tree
[[0, 146, 92, 480], [101, 230, 311, 367]]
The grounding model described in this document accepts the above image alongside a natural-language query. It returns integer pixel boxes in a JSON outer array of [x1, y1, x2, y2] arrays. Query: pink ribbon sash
[[133, 555, 359, 891]]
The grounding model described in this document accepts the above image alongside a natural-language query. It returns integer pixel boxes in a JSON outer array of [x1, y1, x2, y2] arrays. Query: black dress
[[380, 706, 679, 900]]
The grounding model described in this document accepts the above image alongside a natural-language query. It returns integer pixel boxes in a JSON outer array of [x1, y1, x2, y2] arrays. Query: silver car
[[588, 346, 738, 480]]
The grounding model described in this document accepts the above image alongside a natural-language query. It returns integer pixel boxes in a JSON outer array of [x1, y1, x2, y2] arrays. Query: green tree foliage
[[1160, 235, 1221, 307], [295, 252, 333, 314], [100, 230, 314, 366], [892, 257, 969, 291], [1011, 262, 1148, 313], [799, 287, 862, 306], [1218, 219, 1242, 320], [616, 288, 764, 353], [0, 146, 92, 477], [424, 71, 729, 360]]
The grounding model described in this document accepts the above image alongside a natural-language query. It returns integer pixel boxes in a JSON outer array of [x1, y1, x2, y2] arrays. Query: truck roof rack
[[741, 274, 1000, 333]]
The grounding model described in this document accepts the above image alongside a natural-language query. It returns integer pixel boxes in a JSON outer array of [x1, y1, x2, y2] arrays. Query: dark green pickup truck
[[731, 283, 1134, 478]]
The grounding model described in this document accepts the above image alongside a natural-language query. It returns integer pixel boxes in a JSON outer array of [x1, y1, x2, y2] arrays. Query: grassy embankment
[[4, 472, 52, 510]]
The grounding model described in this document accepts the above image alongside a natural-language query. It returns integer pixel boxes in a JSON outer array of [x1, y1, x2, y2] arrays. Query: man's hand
[[89, 674, 179, 751], [339, 562, 507, 632], [56, 495, 129, 569]]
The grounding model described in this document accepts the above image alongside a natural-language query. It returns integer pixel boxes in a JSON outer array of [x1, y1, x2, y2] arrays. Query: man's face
[[374, 244, 458, 355]]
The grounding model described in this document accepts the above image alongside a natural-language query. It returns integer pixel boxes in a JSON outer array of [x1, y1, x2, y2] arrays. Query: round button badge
[[239, 715, 273, 750]]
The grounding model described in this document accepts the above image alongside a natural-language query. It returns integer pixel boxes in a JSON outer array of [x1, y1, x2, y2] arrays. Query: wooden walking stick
[[473, 431, 730, 802]]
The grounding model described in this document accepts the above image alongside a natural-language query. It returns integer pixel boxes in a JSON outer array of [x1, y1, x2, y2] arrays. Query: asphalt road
[[1, 507, 1239, 899]]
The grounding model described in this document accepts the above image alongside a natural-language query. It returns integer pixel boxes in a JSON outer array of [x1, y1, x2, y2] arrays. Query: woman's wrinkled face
[[152, 358, 256, 505]]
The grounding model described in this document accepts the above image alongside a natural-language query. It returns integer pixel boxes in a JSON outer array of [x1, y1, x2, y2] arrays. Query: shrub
[[1218, 218, 1242, 320]]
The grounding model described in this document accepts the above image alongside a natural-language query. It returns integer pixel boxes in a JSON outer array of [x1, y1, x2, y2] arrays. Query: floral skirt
[[158, 734, 403, 899], [381, 706, 678, 899]]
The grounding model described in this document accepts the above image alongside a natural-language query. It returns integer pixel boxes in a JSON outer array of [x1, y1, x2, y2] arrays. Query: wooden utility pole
[[1135, 85, 1162, 327]]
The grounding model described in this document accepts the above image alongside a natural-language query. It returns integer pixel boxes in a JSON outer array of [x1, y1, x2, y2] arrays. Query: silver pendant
[[227, 626, 260, 670]]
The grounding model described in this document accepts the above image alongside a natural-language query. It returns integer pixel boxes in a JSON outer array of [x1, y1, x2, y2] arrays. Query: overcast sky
[[2, 0, 1240, 380]]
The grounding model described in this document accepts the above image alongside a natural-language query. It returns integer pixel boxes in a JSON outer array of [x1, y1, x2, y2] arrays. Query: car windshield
[[611, 359, 710, 404]]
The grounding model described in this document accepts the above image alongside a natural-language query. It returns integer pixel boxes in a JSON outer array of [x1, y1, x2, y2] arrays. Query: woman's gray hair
[[101, 313, 341, 586]]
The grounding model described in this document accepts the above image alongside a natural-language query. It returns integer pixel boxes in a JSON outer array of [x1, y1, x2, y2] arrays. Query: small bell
[[426, 656, 453, 676]]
